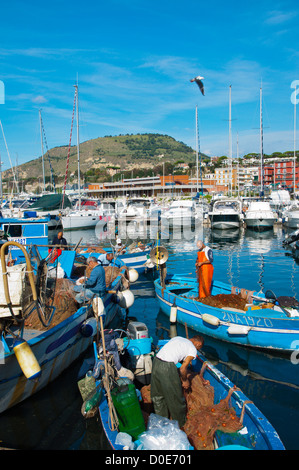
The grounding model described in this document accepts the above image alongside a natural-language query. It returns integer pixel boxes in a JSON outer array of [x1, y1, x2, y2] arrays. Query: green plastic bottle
[[84, 388, 102, 413], [111, 383, 145, 440]]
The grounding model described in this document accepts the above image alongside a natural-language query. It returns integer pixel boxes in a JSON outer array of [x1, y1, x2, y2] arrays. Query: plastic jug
[[111, 382, 145, 440]]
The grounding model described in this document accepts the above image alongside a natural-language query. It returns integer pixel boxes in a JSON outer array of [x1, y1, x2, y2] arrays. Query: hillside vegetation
[[5, 133, 195, 186]]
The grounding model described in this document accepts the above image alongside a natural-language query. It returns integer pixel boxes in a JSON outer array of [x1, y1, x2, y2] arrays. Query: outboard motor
[[124, 321, 153, 385]]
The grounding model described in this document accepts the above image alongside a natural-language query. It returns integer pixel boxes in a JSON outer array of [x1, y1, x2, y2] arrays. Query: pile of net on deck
[[182, 372, 243, 449], [193, 283, 256, 310], [195, 293, 248, 311], [140, 372, 243, 450], [25, 265, 129, 330]]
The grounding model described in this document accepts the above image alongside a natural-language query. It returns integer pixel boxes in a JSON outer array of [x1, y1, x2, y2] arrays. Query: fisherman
[[74, 256, 106, 304], [97, 252, 114, 266], [115, 238, 125, 254], [196, 240, 214, 298], [52, 231, 68, 249], [150, 335, 204, 428]]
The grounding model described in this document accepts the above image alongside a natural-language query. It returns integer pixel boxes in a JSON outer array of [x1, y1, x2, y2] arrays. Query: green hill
[[5, 133, 196, 186]]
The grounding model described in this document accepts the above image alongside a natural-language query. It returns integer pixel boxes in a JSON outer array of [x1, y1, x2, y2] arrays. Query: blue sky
[[0, 0, 298, 170]]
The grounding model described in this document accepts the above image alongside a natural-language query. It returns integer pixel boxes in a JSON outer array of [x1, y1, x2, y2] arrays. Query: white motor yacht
[[161, 200, 198, 226], [283, 203, 299, 229], [209, 198, 243, 230], [245, 200, 277, 231]]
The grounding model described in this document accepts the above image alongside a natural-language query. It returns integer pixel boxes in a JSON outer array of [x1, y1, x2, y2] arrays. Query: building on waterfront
[[261, 159, 299, 190], [87, 174, 229, 198]]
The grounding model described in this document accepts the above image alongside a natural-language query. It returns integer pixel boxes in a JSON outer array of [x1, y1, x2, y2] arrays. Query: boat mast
[[229, 85, 233, 196], [195, 105, 203, 196], [260, 84, 264, 195], [74, 84, 81, 208], [0, 151, 3, 202], [39, 109, 46, 193], [294, 83, 297, 195], [195, 105, 199, 193], [237, 131, 240, 197], [0, 120, 19, 194]]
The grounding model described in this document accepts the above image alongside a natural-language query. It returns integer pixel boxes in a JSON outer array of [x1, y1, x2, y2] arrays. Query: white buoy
[[227, 325, 251, 335], [202, 313, 220, 326], [92, 296, 106, 316], [118, 290, 135, 308], [170, 302, 178, 324], [128, 268, 139, 283]]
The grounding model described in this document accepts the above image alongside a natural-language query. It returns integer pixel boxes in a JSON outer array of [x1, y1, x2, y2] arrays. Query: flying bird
[[190, 75, 205, 95]]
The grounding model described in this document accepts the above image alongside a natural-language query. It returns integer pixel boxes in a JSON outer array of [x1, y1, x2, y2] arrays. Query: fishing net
[[196, 293, 247, 311], [183, 372, 243, 450], [24, 278, 78, 330], [140, 372, 243, 450], [79, 246, 107, 254]]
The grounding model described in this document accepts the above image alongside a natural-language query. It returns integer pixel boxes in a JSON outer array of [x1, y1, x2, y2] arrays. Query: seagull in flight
[[190, 75, 205, 95]]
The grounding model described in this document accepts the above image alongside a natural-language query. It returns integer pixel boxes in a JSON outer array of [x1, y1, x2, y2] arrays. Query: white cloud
[[265, 10, 298, 25], [32, 95, 48, 104]]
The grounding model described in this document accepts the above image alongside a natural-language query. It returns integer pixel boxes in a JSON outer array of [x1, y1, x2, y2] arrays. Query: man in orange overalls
[[196, 240, 214, 298]]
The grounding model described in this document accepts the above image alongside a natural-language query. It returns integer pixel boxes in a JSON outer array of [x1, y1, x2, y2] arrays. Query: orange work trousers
[[196, 250, 214, 298]]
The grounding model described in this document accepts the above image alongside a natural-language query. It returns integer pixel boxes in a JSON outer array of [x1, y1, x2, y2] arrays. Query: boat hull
[[62, 212, 109, 231], [0, 290, 122, 414], [284, 213, 299, 229], [154, 275, 299, 353], [97, 348, 284, 450], [119, 249, 152, 273], [79, 248, 153, 274], [210, 215, 240, 230], [245, 217, 275, 230]]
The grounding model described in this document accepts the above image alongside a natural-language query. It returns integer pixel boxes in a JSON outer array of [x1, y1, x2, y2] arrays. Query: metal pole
[[260, 85, 264, 194], [229, 85, 232, 195], [74, 85, 81, 206], [39, 110, 46, 193], [195, 105, 199, 193], [294, 84, 297, 194]]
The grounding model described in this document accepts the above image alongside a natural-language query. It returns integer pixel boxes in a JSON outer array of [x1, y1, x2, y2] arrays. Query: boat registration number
[[8, 237, 26, 248]]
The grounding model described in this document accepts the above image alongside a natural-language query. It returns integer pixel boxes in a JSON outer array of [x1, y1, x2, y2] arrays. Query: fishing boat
[[78, 241, 155, 274], [154, 272, 299, 353], [209, 199, 243, 230], [0, 214, 49, 250], [83, 322, 284, 450], [244, 200, 277, 231], [0, 239, 130, 414]]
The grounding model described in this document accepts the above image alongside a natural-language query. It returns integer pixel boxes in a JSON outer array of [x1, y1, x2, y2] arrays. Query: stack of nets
[[183, 372, 243, 450], [139, 372, 243, 450], [24, 278, 78, 330], [196, 293, 247, 311]]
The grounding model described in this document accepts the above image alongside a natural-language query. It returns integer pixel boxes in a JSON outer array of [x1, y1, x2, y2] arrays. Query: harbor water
[[1, 223, 299, 450]]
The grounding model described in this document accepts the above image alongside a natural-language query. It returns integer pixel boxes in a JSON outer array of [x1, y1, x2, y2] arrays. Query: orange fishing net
[[196, 293, 247, 311], [183, 372, 243, 450]]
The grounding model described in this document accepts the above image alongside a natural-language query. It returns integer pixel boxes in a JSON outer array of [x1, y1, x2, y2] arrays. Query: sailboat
[[61, 85, 108, 231]]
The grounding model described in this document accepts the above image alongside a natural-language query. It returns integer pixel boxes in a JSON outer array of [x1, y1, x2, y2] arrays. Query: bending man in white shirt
[[150, 335, 204, 428]]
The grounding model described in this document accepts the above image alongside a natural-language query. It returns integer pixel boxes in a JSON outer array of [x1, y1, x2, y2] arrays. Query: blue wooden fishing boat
[[88, 327, 285, 450], [0, 240, 127, 414], [154, 273, 299, 353], [0, 214, 49, 256], [78, 243, 154, 275]]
